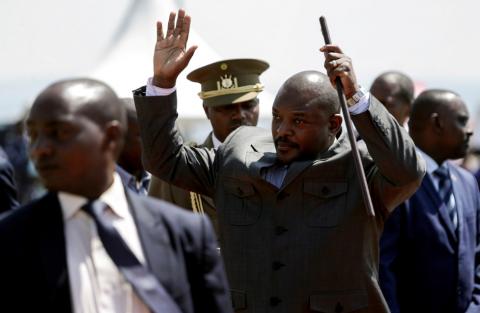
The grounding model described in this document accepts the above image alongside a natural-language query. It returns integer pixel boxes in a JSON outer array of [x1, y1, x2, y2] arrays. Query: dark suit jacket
[[134, 90, 425, 313], [380, 163, 480, 313], [148, 134, 219, 236], [0, 148, 19, 213], [0, 190, 232, 313]]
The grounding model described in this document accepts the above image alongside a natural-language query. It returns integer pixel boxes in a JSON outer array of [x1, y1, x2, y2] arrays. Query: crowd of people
[[0, 9, 478, 313]]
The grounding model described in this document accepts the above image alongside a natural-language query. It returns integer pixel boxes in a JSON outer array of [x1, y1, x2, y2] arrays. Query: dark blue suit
[[0, 191, 232, 313], [0, 148, 19, 213], [380, 162, 480, 313]]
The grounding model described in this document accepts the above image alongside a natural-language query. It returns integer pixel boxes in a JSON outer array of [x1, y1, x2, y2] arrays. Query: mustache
[[274, 137, 299, 148]]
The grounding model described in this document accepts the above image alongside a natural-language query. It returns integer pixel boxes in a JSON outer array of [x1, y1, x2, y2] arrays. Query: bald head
[[409, 89, 460, 132], [408, 89, 472, 164], [26, 78, 129, 198], [271, 71, 343, 164], [370, 71, 414, 125], [274, 71, 340, 116], [33, 78, 127, 132]]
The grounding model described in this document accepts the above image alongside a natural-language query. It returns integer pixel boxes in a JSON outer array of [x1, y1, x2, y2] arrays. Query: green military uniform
[[148, 58, 269, 238]]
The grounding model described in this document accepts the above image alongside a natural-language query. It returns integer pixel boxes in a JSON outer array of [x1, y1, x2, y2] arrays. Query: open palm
[[153, 10, 197, 88]]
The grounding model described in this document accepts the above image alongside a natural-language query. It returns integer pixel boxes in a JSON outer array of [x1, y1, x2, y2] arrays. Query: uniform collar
[[212, 132, 222, 149]]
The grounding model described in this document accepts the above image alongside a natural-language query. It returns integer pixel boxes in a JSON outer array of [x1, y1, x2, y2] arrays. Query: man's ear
[[203, 104, 211, 120], [103, 120, 124, 155], [329, 114, 343, 135], [431, 112, 443, 134]]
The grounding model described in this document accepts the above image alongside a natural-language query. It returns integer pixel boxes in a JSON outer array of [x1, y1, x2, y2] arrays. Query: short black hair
[[409, 89, 459, 131]]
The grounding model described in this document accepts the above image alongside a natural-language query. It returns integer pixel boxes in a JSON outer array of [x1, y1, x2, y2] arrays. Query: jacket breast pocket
[[223, 178, 261, 225], [303, 179, 348, 228], [309, 290, 368, 312]]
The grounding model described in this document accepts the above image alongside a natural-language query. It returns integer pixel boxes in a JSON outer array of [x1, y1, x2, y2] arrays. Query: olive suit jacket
[[134, 89, 425, 313], [148, 134, 219, 235]]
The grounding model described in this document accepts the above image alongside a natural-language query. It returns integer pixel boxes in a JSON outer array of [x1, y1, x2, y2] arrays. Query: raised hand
[[153, 9, 197, 88], [320, 44, 359, 101]]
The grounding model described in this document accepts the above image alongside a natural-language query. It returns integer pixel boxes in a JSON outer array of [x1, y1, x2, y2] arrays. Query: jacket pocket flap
[[224, 179, 255, 198], [309, 291, 368, 312], [304, 181, 348, 198], [230, 289, 247, 310]]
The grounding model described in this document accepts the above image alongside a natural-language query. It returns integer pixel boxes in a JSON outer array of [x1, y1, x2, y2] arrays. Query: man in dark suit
[[379, 89, 480, 313], [148, 58, 268, 236], [0, 147, 19, 213], [0, 78, 232, 313], [134, 10, 425, 312]]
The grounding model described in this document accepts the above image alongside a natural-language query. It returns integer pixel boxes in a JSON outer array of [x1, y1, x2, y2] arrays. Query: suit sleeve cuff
[[348, 92, 370, 115], [146, 77, 177, 96]]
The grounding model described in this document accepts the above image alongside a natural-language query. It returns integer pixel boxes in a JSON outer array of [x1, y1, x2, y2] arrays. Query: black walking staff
[[319, 16, 375, 217]]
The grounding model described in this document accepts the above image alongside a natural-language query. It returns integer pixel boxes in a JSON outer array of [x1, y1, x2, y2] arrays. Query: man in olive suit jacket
[[135, 9, 425, 313]]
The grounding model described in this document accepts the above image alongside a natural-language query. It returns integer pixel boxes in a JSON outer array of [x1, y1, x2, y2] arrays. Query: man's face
[[271, 93, 336, 164], [204, 98, 259, 142], [439, 98, 473, 160], [26, 97, 109, 195], [370, 81, 409, 125]]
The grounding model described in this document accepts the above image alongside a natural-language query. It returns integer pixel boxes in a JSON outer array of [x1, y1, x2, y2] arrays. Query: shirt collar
[[416, 148, 447, 175], [59, 172, 129, 221], [211, 132, 222, 149]]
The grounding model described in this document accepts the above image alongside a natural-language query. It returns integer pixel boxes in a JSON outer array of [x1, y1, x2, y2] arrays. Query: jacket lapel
[[127, 191, 169, 270], [281, 135, 346, 190], [424, 173, 458, 242], [246, 141, 277, 178], [201, 133, 215, 149], [126, 191, 181, 295], [36, 192, 72, 311]]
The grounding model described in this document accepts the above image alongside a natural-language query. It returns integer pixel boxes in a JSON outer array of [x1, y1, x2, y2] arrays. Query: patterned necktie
[[81, 200, 181, 313], [433, 166, 458, 229]]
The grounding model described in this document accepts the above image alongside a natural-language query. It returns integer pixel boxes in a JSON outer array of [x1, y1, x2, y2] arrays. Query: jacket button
[[277, 191, 289, 200], [321, 186, 329, 195], [275, 226, 288, 235], [270, 297, 282, 306], [272, 261, 285, 270]]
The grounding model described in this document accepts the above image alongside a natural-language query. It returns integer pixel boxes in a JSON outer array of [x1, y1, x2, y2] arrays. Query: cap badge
[[217, 74, 238, 90]]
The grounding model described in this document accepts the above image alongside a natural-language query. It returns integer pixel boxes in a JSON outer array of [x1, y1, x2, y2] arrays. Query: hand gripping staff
[[319, 16, 375, 217]]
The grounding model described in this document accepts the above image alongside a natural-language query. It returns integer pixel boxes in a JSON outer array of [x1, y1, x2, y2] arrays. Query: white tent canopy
[[89, 0, 275, 120]]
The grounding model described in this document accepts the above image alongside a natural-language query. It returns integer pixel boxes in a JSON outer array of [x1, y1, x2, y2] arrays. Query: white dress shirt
[[59, 173, 150, 313]]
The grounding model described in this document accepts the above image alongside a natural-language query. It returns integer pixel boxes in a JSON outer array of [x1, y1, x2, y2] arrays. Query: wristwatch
[[347, 87, 366, 106]]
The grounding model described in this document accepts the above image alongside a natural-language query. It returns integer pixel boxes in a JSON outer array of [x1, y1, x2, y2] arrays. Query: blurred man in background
[[116, 98, 150, 195], [370, 71, 415, 127]]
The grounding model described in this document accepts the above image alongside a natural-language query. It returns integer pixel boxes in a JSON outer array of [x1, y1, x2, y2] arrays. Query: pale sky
[[2, 0, 480, 126]]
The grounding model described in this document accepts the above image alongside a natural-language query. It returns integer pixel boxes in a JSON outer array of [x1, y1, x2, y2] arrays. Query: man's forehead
[[27, 100, 79, 126]]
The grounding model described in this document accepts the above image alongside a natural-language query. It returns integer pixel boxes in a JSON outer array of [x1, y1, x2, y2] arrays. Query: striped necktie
[[433, 166, 458, 229]]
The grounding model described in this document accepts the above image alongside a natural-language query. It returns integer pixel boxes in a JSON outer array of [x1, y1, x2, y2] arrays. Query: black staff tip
[[319, 16, 331, 44]]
